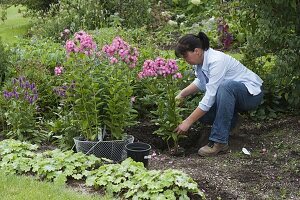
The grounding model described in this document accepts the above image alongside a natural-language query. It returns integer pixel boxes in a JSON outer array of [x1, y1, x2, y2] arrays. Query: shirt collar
[[201, 48, 210, 72]]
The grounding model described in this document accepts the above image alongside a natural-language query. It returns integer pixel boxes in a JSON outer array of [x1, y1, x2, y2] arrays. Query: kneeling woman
[[174, 32, 263, 156]]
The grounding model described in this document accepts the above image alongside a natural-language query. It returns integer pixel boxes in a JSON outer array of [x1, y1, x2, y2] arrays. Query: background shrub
[[0, 38, 9, 86]]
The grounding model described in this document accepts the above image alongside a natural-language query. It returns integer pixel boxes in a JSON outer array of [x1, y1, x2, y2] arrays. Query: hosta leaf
[[72, 173, 83, 180], [43, 165, 56, 172], [164, 189, 176, 199], [53, 173, 67, 185], [86, 176, 97, 187]]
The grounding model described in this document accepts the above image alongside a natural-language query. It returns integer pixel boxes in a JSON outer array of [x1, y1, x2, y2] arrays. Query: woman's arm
[[175, 107, 206, 134], [176, 82, 199, 100]]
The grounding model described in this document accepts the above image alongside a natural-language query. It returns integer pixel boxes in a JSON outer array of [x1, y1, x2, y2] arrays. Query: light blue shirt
[[192, 48, 263, 112]]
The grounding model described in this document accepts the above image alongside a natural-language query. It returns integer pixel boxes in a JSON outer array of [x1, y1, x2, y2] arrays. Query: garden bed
[[128, 115, 300, 199]]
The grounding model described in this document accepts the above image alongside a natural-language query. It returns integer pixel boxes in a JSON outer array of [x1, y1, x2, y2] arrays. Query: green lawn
[[0, 6, 31, 44], [0, 172, 111, 200]]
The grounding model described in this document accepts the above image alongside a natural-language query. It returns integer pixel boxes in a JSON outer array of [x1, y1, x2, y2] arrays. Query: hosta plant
[[85, 158, 205, 199]]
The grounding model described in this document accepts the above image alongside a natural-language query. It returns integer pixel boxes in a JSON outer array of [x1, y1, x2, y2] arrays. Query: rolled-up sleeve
[[198, 61, 227, 111], [192, 78, 206, 92]]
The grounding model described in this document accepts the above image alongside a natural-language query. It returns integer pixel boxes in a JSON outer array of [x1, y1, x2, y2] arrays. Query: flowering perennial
[[102, 37, 139, 67], [217, 18, 233, 49], [54, 81, 75, 98], [65, 31, 97, 56], [54, 66, 64, 76], [138, 58, 182, 79], [3, 76, 38, 104]]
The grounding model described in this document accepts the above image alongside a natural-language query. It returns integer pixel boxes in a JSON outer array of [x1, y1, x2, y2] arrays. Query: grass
[[0, 6, 31, 44], [0, 172, 111, 200]]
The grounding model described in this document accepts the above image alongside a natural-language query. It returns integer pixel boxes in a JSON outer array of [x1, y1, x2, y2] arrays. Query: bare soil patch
[[129, 115, 300, 199]]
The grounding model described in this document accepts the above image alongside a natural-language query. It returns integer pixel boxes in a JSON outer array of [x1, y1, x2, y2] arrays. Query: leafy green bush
[[1, 0, 58, 14], [7, 38, 65, 124], [240, 0, 300, 118], [30, 0, 153, 40], [0, 37, 9, 85]]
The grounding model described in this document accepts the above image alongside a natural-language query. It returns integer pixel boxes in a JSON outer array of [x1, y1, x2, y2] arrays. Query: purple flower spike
[[30, 83, 35, 90], [12, 78, 17, 85], [29, 96, 33, 104], [33, 94, 38, 101]]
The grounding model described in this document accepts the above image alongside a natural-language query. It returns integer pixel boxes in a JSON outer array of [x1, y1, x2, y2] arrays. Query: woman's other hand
[[174, 119, 192, 134]]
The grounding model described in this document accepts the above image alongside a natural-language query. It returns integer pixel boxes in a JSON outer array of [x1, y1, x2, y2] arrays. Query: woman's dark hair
[[175, 32, 210, 58]]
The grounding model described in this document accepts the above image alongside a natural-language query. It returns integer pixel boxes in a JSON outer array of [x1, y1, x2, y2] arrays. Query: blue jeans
[[199, 80, 263, 144]]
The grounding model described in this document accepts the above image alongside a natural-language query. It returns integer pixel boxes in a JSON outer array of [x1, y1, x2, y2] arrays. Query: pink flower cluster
[[65, 31, 96, 56], [138, 58, 182, 79], [102, 37, 138, 68], [54, 66, 63, 76]]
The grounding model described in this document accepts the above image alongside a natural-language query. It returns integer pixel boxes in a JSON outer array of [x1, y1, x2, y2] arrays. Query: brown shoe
[[198, 141, 229, 157]]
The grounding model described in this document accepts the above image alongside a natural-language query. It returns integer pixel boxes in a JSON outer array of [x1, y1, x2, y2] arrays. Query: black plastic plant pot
[[125, 142, 151, 168], [73, 135, 134, 162]]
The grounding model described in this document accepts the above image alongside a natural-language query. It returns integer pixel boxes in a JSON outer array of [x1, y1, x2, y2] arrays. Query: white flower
[[168, 20, 178, 26], [161, 11, 171, 18], [191, 0, 201, 5], [208, 17, 215, 23], [192, 23, 200, 28], [176, 14, 185, 19]]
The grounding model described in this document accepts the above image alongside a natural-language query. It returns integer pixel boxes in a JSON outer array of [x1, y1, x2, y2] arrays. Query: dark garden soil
[[127, 115, 300, 200]]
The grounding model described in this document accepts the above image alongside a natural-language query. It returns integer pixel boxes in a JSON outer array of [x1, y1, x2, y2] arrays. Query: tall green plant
[[103, 69, 137, 140], [0, 76, 41, 142], [101, 36, 139, 140], [54, 31, 138, 142], [138, 58, 184, 153], [54, 31, 103, 141], [63, 56, 103, 141]]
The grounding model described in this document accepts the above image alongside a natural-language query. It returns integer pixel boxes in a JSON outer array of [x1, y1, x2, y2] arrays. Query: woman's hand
[[175, 119, 192, 134], [175, 107, 206, 135], [175, 93, 185, 106]]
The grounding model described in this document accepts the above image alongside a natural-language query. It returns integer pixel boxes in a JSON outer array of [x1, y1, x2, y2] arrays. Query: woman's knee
[[217, 80, 238, 96], [218, 80, 247, 95]]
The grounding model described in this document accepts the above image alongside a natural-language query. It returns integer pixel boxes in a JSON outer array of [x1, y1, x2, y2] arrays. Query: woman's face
[[183, 48, 204, 65]]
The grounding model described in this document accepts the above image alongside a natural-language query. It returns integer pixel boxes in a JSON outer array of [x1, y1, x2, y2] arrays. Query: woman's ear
[[194, 48, 201, 56]]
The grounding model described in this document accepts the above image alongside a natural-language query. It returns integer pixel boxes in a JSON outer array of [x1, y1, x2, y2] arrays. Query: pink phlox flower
[[173, 72, 183, 79], [102, 37, 139, 67], [65, 30, 96, 56], [138, 58, 180, 79], [110, 57, 118, 64], [54, 66, 64, 76], [65, 40, 75, 53]]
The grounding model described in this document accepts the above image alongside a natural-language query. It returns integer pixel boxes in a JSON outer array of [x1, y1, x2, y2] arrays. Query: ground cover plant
[[0, 139, 205, 199]]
